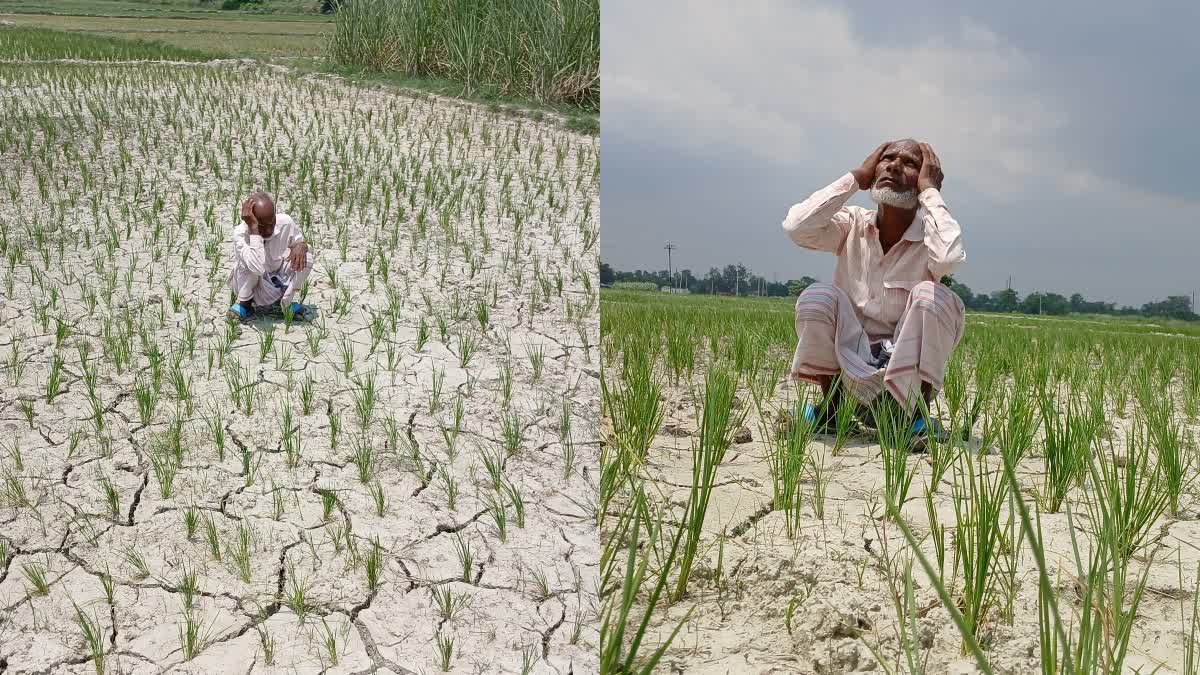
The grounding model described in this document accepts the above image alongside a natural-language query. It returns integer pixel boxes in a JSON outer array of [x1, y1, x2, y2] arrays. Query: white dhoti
[[227, 251, 314, 307], [789, 281, 965, 414]]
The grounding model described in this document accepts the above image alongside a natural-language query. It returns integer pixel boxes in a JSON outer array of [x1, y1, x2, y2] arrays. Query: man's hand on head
[[240, 198, 260, 236], [851, 141, 892, 190], [917, 143, 943, 193], [288, 242, 309, 272]]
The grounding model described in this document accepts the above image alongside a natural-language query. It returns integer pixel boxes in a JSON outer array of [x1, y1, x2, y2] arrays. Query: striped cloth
[[790, 281, 965, 414]]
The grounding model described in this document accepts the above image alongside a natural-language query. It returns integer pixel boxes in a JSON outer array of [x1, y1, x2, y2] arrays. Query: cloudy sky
[[601, 1, 1199, 306]]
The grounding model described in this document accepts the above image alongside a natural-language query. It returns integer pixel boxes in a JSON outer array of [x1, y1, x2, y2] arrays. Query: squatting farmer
[[226, 191, 315, 323], [782, 139, 965, 443]]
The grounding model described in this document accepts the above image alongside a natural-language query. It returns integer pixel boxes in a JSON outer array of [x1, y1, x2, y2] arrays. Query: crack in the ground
[[126, 471, 148, 526], [729, 501, 775, 538], [473, 549, 495, 585], [541, 604, 567, 659], [353, 617, 418, 675], [421, 508, 489, 542]]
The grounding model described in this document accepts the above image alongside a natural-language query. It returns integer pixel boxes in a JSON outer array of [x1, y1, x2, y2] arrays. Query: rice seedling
[[178, 607, 217, 661], [452, 533, 473, 583], [365, 536, 384, 591], [204, 515, 222, 561], [1038, 384, 1098, 513], [284, 563, 311, 624], [72, 601, 108, 675], [674, 366, 743, 600], [435, 631, 455, 671], [229, 521, 255, 583], [22, 561, 51, 596], [432, 584, 471, 621]]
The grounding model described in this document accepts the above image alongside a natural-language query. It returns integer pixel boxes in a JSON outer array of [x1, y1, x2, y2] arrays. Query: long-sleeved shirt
[[782, 172, 965, 339], [231, 213, 305, 277]]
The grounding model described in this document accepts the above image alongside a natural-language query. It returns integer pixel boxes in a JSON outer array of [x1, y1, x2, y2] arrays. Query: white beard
[[870, 184, 918, 210]]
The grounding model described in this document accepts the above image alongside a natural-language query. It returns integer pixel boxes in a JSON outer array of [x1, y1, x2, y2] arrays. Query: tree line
[[600, 262, 1198, 321]]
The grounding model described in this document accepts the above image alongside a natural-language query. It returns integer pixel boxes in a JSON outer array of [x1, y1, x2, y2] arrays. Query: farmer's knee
[[911, 281, 965, 331], [795, 283, 838, 321]]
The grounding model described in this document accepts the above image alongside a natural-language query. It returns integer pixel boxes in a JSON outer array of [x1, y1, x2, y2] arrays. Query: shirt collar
[[869, 208, 926, 242], [902, 208, 926, 242]]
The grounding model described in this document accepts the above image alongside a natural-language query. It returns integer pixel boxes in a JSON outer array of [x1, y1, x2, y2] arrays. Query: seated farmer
[[782, 139, 965, 441], [226, 191, 314, 323]]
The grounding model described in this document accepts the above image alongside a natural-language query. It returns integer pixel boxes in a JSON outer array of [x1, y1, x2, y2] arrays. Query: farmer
[[226, 191, 314, 323], [782, 139, 965, 441]]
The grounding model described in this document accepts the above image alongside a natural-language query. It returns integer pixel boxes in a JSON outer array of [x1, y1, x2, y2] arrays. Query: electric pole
[[664, 242, 676, 291]]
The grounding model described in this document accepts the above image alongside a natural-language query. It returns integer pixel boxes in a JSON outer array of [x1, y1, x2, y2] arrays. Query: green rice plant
[[284, 563, 311, 624], [525, 342, 546, 382], [600, 485, 692, 674], [950, 450, 1009, 652], [259, 325, 275, 362], [229, 521, 255, 583], [179, 565, 199, 611], [365, 536, 384, 592], [674, 366, 743, 600], [320, 490, 338, 521], [329, 408, 341, 450], [99, 476, 120, 520], [204, 514, 222, 561], [873, 397, 917, 513], [204, 408, 226, 462], [1142, 389, 1194, 515], [485, 489, 508, 542], [416, 317, 430, 352], [123, 546, 150, 579], [1037, 385, 1097, 513], [764, 394, 813, 536], [22, 561, 50, 596], [430, 366, 445, 414], [184, 505, 199, 541], [368, 480, 387, 516], [452, 532, 473, 583], [71, 600, 108, 675], [300, 373, 315, 415], [336, 334, 355, 376], [353, 371, 378, 431], [432, 584, 471, 621], [499, 360, 513, 407], [1086, 423, 1170, 563], [2, 470, 31, 509], [351, 435, 378, 484], [4, 439, 22, 472], [19, 398, 34, 429], [504, 478, 526, 528], [178, 607, 217, 661], [501, 411, 523, 457], [149, 445, 179, 499], [435, 631, 455, 672], [46, 353, 64, 403], [134, 372, 158, 426]]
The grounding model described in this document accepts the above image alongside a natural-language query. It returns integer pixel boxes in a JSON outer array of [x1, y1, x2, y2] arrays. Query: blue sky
[[601, 1, 1199, 305]]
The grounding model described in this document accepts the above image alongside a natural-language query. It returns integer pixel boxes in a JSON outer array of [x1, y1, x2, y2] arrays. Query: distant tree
[[992, 288, 1020, 312], [1142, 295, 1196, 320], [599, 262, 614, 285], [786, 276, 819, 296]]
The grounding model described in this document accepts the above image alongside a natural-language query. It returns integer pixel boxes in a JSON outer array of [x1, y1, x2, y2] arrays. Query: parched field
[[0, 12, 330, 58], [601, 290, 1200, 674], [0, 58, 599, 673]]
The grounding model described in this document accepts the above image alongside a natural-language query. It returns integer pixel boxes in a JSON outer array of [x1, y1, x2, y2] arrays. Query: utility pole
[[735, 265, 740, 297], [664, 242, 676, 291]]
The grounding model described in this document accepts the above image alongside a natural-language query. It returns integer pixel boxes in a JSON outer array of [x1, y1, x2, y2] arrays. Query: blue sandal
[[227, 303, 251, 323]]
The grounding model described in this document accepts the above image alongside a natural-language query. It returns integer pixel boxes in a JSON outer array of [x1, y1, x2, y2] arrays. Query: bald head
[[250, 191, 275, 225]]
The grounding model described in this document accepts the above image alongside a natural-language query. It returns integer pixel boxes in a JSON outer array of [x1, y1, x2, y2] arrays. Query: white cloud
[[603, 1, 1069, 196]]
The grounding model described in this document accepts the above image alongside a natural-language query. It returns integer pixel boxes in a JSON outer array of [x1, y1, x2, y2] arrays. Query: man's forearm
[[782, 172, 857, 253], [918, 188, 965, 278], [235, 234, 267, 276]]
